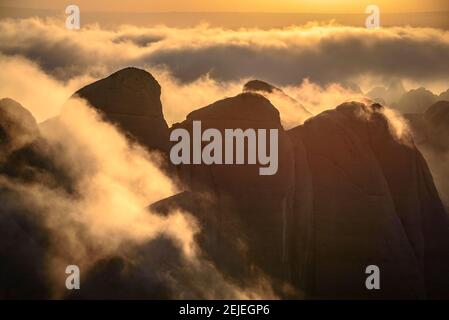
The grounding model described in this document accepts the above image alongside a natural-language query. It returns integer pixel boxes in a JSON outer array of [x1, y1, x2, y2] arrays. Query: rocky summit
[[73, 67, 170, 153]]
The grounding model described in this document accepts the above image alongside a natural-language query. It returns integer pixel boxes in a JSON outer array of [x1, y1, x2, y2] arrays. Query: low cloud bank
[[1, 18, 449, 86]]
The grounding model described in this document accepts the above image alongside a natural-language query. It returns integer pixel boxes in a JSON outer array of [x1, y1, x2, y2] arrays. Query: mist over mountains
[[1, 18, 449, 86], [0, 16, 449, 299], [1, 67, 448, 299]]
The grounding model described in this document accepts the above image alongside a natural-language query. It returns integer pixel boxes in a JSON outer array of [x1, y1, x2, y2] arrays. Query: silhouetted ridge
[[185, 92, 281, 124], [394, 87, 438, 114], [243, 80, 282, 94]]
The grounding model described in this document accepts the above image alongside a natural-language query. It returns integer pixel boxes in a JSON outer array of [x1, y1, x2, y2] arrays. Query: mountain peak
[[395, 87, 438, 114], [186, 92, 281, 124], [107, 67, 161, 91], [74, 67, 162, 117], [72, 68, 169, 152], [243, 80, 282, 94]]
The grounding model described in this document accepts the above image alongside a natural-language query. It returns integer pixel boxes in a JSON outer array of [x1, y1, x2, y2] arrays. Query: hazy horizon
[[1, 0, 449, 13], [2, 6, 449, 29]]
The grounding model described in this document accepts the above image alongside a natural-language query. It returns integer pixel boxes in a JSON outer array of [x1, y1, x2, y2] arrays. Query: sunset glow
[[1, 0, 449, 304], [1, 0, 448, 13]]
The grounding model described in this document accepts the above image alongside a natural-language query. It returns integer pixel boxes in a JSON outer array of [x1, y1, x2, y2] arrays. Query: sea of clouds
[[0, 17, 449, 298]]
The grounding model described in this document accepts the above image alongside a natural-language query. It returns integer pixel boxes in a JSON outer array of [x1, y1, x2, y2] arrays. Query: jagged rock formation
[[288, 102, 449, 299], [73, 67, 170, 153]]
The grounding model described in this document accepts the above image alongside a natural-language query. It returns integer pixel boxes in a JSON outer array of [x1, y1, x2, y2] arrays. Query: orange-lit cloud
[[1, 18, 448, 91], [2, 0, 448, 13]]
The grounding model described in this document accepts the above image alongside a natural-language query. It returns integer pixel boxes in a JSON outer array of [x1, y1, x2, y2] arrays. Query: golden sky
[[1, 0, 448, 13]]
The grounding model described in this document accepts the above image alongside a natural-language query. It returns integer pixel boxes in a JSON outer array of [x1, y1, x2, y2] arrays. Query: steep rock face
[[73, 67, 170, 153], [166, 93, 297, 286], [285, 125, 314, 293], [288, 102, 449, 299]]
